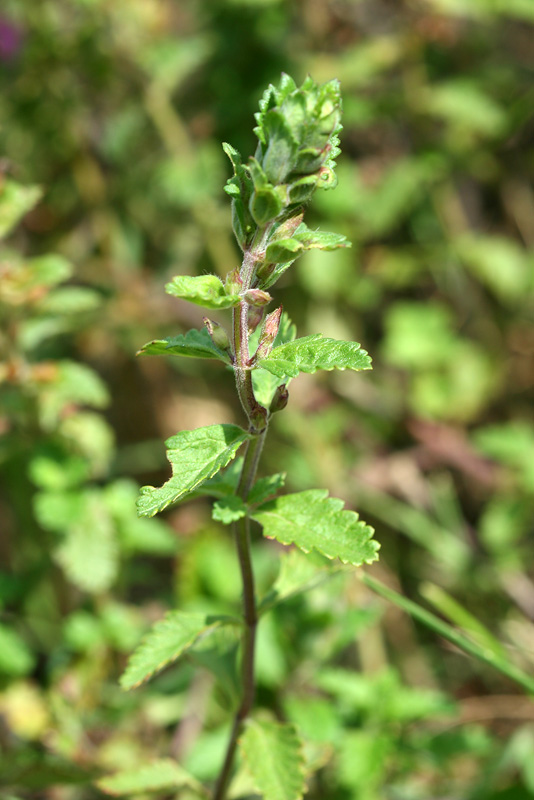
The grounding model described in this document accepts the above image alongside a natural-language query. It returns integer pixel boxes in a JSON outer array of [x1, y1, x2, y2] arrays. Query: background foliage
[[1, 0, 534, 798]]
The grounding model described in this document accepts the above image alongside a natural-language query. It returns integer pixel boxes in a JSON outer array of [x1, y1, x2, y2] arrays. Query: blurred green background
[[1, 0, 534, 798]]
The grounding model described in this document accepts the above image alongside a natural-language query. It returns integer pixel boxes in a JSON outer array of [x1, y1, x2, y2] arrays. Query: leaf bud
[[243, 289, 272, 307], [270, 384, 289, 414], [203, 318, 231, 353]]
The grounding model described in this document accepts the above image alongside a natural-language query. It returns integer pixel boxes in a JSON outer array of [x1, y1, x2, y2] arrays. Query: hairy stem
[[213, 241, 270, 800]]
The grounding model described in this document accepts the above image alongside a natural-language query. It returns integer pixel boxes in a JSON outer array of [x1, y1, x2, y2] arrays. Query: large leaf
[[239, 718, 306, 800], [138, 327, 231, 363], [165, 274, 240, 309], [137, 424, 250, 517], [256, 335, 372, 379], [252, 490, 379, 566], [97, 759, 204, 796], [120, 611, 231, 689]]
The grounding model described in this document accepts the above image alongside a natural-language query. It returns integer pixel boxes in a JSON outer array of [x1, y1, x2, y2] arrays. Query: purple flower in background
[[0, 18, 23, 62]]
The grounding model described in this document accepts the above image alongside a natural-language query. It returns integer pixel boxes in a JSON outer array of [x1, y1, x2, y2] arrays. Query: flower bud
[[270, 384, 289, 414], [225, 268, 242, 296], [203, 318, 231, 353], [243, 289, 272, 307]]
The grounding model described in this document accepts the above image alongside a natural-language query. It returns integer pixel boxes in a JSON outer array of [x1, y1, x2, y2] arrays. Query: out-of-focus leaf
[[259, 549, 342, 614], [38, 361, 109, 430], [252, 490, 379, 566], [54, 492, 118, 593], [0, 625, 35, 677], [137, 425, 250, 517], [239, 718, 306, 800], [97, 758, 204, 796], [0, 180, 42, 239], [165, 274, 240, 309]]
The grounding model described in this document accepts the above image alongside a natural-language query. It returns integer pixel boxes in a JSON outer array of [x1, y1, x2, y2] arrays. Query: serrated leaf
[[138, 328, 230, 363], [137, 425, 250, 517], [239, 718, 306, 800], [120, 611, 231, 690], [0, 180, 42, 239], [165, 274, 240, 309], [195, 458, 243, 498], [212, 496, 247, 524], [256, 335, 372, 379], [252, 490, 379, 566], [97, 759, 203, 796]]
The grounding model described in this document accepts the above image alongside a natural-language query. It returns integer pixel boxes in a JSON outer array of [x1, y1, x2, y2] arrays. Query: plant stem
[[212, 432, 266, 800], [213, 245, 270, 799]]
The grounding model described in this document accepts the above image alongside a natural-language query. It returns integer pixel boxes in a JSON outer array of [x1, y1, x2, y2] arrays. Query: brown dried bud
[[203, 318, 231, 353], [254, 305, 283, 361], [270, 384, 289, 413]]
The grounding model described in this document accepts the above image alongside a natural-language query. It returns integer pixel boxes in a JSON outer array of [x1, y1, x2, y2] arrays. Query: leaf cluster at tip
[[223, 73, 346, 252]]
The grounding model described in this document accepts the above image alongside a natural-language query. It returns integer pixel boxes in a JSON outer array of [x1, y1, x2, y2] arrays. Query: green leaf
[[293, 225, 351, 251], [239, 718, 306, 800], [265, 237, 303, 263], [212, 496, 247, 524], [120, 611, 230, 690], [165, 274, 240, 309], [252, 490, 379, 566], [138, 327, 231, 363], [250, 186, 284, 226], [137, 424, 250, 517], [256, 335, 372, 379], [0, 180, 42, 239], [54, 491, 119, 593], [97, 759, 204, 796]]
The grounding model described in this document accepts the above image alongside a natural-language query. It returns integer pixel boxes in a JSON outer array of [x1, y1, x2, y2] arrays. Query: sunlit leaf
[[256, 334, 372, 379], [239, 718, 306, 800], [252, 490, 379, 566], [166, 274, 240, 309], [137, 425, 250, 517]]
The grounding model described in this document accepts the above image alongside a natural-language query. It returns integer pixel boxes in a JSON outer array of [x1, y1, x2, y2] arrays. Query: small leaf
[[257, 335, 372, 379], [137, 425, 250, 517], [120, 611, 229, 689], [165, 275, 240, 309], [252, 490, 379, 566], [212, 496, 247, 524], [138, 328, 231, 363], [293, 225, 351, 251], [250, 186, 284, 226], [265, 237, 304, 264], [239, 718, 306, 800], [97, 759, 203, 796], [248, 472, 286, 506]]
